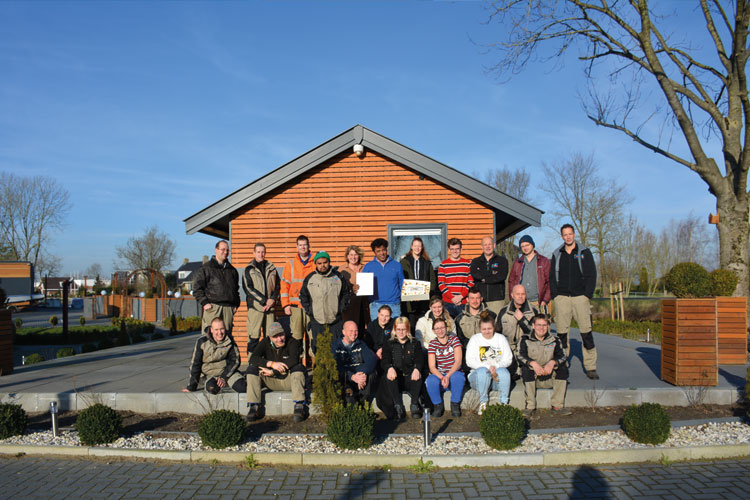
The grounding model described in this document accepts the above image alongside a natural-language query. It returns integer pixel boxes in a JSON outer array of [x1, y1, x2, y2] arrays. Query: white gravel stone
[[2, 421, 749, 455]]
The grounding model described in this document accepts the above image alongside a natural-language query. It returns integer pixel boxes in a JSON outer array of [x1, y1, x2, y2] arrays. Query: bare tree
[[539, 152, 632, 287], [482, 166, 534, 261], [609, 214, 647, 295], [487, 0, 750, 297], [0, 172, 71, 271], [85, 263, 103, 278], [36, 252, 62, 280], [116, 226, 176, 273]]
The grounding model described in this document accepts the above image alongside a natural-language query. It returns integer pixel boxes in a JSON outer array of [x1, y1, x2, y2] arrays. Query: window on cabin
[[388, 224, 447, 267]]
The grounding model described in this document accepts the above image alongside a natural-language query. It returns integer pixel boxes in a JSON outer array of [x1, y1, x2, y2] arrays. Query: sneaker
[[478, 402, 487, 416], [432, 402, 444, 418], [245, 403, 262, 422], [586, 370, 600, 380], [450, 402, 462, 417], [552, 406, 572, 416], [410, 404, 422, 419], [522, 408, 536, 418], [293, 402, 307, 422]]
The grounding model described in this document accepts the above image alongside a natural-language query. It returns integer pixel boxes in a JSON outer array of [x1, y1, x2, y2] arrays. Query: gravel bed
[[1, 421, 749, 455]]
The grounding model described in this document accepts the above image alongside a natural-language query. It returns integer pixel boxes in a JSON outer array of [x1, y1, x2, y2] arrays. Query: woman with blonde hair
[[376, 317, 425, 420], [339, 244, 369, 330]]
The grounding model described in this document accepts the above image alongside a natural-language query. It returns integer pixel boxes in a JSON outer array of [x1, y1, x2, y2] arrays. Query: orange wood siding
[[0, 262, 32, 278], [716, 296, 748, 365], [228, 150, 495, 360], [661, 299, 718, 386]]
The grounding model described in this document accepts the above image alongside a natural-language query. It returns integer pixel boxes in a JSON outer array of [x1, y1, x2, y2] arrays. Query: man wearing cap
[[299, 251, 351, 353], [245, 322, 307, 422], [281, 235, 316, 342], [362, 238, 405, 321], [470, 236, 508, 316], [508, 235, 551, 312]]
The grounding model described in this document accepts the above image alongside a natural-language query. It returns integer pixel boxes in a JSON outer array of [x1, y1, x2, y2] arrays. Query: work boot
[[551, 406, 572, 416], [586, 370, 600, 380], [450, 402, 462, 417], [522, 408, 536, 419], [293, 402, 307, 422], [410, 404, 421, 419], [393, 404, 406, 421], [432, 402, 444, 418], [245, 403, 263, 422]]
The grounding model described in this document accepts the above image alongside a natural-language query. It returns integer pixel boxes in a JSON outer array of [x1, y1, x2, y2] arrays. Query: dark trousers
[[205, 376, 247, 395], [343, 373, 373, 404]]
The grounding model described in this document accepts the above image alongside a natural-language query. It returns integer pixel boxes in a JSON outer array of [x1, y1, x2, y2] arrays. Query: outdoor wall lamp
[[353, 144, 364, 157], [50, 401, 58, 437]]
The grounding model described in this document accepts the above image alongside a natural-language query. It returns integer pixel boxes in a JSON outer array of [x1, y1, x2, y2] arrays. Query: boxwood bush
[[326, 403, 376, 450], [24, 353, 45, 365], [621, 403, 671, 445], [709, 268, 738, 297], [75, 404, 123, 445], [56, 347, 76, 358], [0, 403, 28, 439], [664, 262, 711, 298], [479, 404, 526, 450], [198, 410, 247, 449]]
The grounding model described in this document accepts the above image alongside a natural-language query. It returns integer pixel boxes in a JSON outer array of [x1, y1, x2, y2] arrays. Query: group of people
[[184, 224, 599, 420]]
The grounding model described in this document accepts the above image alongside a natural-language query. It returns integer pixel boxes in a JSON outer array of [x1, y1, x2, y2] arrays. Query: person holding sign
[[400, 237, 438, 332]]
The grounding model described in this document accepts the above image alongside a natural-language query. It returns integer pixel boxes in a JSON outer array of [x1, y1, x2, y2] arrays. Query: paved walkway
[[0, 331, 746, 414], [1, 456, 748, 499]]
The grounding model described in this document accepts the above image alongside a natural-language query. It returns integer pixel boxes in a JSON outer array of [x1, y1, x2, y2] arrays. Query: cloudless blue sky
[[1, 0, 717, 276]]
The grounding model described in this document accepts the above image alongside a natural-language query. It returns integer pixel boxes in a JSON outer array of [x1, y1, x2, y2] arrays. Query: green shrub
[[479, 404, 526, 450], [327, 402, 376, 450], [175, 316, 201, 333], [198, 410, 247, 449], [79, 316, 86, 326], [98, 338, 114, 350], [622, 403, 671, 445], [168, 313, 177, 334], [75, 404, 122, 445], [24, 353, 45, 365], [14, 318, 22, 329], [709, 269, 738, 297], [110, 317, 155, 334], [49, 315, 59, 327], [0, 403, 28, 439], [151, 332, 164, 340], [14, 325, 121, 345], [131, 333, 146, 344], [81, 343, 97, 353], [664, 262, 710, 298], [312, 326, 341, 422], [56, 347, 75, 358]]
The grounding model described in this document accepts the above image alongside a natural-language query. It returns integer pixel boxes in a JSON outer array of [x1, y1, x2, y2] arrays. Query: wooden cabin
[[185, 125, 543, 360]]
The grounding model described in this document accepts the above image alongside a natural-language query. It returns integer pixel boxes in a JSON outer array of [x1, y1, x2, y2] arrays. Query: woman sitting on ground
[[466, 310, 513, 415], [415, 296, 456, 349], [182, 317, 246, 394], [376, 317, 425, 420], [424, 317, 465, 418]]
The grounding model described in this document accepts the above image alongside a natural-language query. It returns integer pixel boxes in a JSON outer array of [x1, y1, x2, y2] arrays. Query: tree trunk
[[715, 193, 750, 299]]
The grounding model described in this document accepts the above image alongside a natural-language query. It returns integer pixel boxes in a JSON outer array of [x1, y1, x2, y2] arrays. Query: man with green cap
[[299, 251, 351, 353]]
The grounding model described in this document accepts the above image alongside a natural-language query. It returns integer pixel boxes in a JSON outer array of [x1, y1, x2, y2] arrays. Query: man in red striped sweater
[[437, 238, 475, 318]]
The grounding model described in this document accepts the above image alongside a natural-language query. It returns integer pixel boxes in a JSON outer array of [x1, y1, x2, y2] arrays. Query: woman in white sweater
[[466, 310, 513, 415]]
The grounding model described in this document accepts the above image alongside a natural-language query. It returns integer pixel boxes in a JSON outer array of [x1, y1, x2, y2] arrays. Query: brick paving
[[1, 457, 749, 499]]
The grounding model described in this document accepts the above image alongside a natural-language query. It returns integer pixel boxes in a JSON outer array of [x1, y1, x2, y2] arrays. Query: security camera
[[353, 144, 364, 157]]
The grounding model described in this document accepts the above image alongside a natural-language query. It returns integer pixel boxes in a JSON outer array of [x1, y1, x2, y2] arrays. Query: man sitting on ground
[[497, 284, 537, 363], [182, 318, 246, 395], [246, 322, 306, 422], [517, 314, 571, 417], [332, 320, 377, 405]]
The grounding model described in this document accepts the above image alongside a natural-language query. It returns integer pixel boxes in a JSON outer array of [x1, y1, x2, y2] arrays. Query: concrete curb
[[1, 443, 748, 468]]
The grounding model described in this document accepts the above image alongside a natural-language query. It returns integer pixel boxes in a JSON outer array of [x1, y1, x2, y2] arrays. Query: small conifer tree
[[312, 325, 342, 422]]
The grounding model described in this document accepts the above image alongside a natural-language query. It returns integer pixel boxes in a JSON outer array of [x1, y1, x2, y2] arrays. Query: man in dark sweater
[[246, 322, 307, 422], [332, 320, 377, 405], [470, 236, 509, 316], [193, 240, 240, 334], [549, 224, 599, 379]]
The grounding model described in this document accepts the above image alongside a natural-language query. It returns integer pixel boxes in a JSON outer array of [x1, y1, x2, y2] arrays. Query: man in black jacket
[[470, 236, 509, 316], [549, 224, 599, 379], [193, 240, 240, 334], [246, 322, 306, 422]]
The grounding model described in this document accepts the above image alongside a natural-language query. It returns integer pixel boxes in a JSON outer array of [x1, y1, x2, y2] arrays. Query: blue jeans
[[425, 371, 465, 405], [468, 366, 511, 404], [443, 302, 463, 319], [369, 302, 401, 321]]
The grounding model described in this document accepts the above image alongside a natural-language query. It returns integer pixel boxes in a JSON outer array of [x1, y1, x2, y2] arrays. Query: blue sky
[[0, 0, 717, 276]]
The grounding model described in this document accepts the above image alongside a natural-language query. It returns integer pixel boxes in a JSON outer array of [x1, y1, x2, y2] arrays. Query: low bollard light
[[50, 401, 58, 437], [423, 407, 431, 448]]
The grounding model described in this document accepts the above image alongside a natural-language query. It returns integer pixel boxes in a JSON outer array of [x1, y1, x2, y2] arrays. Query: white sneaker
[[478, 402, 487, 415]]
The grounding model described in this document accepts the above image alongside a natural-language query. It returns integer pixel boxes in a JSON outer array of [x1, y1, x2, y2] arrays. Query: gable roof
[[184, 125, 543, 240]]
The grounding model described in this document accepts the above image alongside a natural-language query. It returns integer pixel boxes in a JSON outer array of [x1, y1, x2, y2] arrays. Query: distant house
[[41, 277, 71, 296], [176, 260, 203, 292], [184, 125, 543, 359]]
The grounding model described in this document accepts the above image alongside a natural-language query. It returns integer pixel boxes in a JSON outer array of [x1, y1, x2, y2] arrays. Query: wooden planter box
[[716, 296, 748, 364], [0, 310, 13, 376], [661, 298, 718, 386]]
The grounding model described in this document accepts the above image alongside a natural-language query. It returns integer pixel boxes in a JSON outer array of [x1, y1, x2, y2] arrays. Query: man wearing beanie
[[299, 251, 351, 353], [470, 236, 509, 316], [508, 234, 551, 312]]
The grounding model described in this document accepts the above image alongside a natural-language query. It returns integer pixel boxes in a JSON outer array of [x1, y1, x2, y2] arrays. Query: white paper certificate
[[356, 272, 374, 296], [401, 279, 430, 301]]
